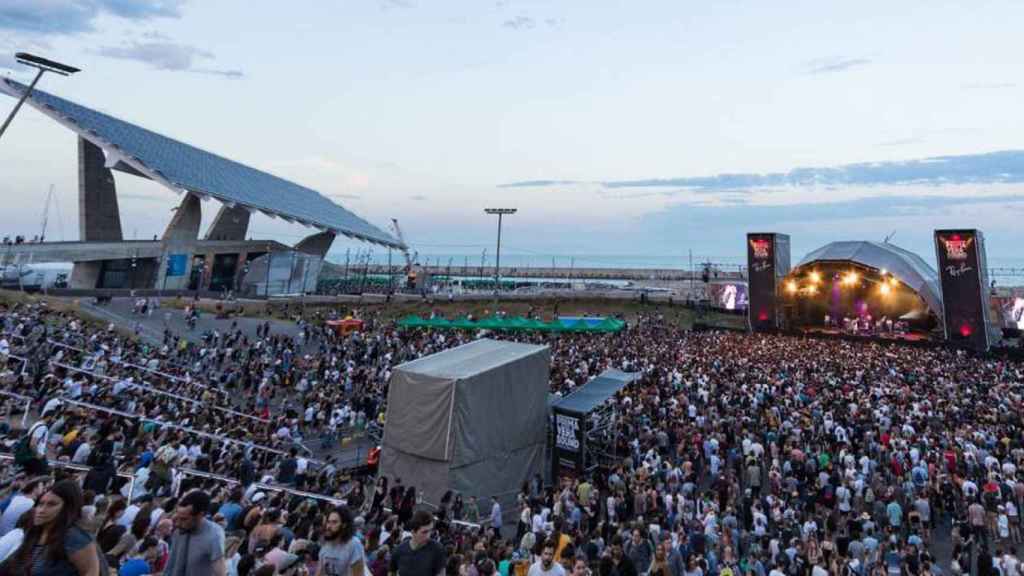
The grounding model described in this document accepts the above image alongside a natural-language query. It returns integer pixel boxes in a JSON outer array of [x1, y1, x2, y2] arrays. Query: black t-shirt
[[278, 458, 297, 484], [388, 540, 446, 576]]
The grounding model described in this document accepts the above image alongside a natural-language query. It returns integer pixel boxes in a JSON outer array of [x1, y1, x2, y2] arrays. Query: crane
[[391, 218, 421, 289], [390, 219, 419, 268]]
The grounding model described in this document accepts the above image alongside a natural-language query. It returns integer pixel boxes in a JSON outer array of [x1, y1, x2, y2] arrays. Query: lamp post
[[0, 53, 80, 142], [484, 208, 516, 305]]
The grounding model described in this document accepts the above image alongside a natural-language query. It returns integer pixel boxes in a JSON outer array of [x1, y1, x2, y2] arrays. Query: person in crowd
[[0, 479, 100, 576], [316, 505, 365, 576], [389, 510, 446, 576], [163, 490, 225, 576]]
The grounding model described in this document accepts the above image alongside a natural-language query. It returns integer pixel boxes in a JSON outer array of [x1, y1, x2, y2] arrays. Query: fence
[[0, 452, 136, 498], [0, 389, 32, 427], [58, 397, 316, 464], [175, 467, 349, 506]]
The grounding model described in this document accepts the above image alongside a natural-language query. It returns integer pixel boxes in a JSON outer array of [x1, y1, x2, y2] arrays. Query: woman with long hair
[[0, 479, 100, 576], [368, 477, 388, 522], [397, 487, 416, 528]]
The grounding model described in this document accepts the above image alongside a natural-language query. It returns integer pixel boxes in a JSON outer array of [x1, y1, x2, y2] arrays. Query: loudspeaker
[[934, 229, 995, 351], [747, 233, 791, 332]]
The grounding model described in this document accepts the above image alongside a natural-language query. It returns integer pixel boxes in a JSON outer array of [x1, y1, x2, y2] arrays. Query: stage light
[[843, 271, 859, 286], [960, 324, 972, 338], [880, 268, 888, 275], [805, 284, 818, 295], [889, 276, 899, 287], [786, 280, 798, 294], [879, 283, 891, 296], [809, 271, 821, 284]]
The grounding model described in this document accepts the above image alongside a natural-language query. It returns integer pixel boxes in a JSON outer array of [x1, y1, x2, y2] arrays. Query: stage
[[800, 326, 934, 343]]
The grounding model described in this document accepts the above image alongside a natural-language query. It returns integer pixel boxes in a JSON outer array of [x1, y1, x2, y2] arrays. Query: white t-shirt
[[527, 561, 566, 576], [30, 424, 49, 457]]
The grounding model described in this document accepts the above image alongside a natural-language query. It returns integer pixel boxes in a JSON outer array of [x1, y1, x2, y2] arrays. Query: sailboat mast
[[40, 184, 54, 242]]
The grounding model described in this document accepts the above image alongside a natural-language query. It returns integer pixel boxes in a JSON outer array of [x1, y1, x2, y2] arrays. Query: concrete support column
[[205, 204, 251, 241], [294, 231, 336, 257], [78, 137, 123, 241], [162, 193, 202, 242]]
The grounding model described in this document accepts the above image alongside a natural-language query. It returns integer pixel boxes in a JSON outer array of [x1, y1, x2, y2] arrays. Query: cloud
[[962, 82, 1017, 90], [805, 57, 872, 75], [97, 40, 243, 77], [379, 0, 413, 10], [498, 179, 577, 188], [409, 194, 429, 201], [501, 150, 1024, 193], [878, 136, 925, 147], [640, 194, 1024, 247], [0, 0, 183, 35], [503, 15, 535, 29]]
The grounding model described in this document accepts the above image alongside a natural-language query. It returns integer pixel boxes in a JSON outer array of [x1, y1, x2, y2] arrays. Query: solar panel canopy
[[0, 78, 402, 248]]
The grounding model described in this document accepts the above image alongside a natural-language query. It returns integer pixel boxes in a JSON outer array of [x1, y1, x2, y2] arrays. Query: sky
[[1, 0, 1023, 271]]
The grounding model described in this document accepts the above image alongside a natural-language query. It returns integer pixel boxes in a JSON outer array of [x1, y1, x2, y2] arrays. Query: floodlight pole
[[0, 53, 80, 142], [485, 208, 516, 307], [0, 68, 44, 142]]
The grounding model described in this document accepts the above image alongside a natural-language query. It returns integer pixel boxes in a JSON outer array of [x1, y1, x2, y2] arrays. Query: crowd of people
[[1, 297, 1023, 576]]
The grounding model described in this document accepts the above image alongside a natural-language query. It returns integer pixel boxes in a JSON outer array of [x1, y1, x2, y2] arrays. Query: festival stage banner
[[747, 233, 790, 332], [934, 229, 994, 351]]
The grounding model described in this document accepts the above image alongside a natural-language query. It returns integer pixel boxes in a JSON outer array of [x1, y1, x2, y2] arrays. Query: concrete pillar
[[205, 204, 251, 241], [163, 193, 202, 242], [294, 231, 336, 258], [70, 262, 102, 289], [78, 137, 123, 242]]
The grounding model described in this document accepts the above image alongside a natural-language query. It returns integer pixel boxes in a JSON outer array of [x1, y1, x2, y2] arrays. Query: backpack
[[13, 423, 44, 466]]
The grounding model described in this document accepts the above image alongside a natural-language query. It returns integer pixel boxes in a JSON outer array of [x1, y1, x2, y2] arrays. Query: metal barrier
[[0, 389, 32, 427], [175, 467, 348, 505], [57, 397, 316, 464], [0, 453, 136, 498], [47, 339, 229, 396], [50, 361, 268, 424]]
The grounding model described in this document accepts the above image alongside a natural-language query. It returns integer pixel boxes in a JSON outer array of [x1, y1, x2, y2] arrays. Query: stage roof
[[554, 369, 640, 415], [796, 241, 942, 315], [0, 78, 402, 249]]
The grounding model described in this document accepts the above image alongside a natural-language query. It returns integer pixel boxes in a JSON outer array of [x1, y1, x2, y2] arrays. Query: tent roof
[[796, 240, 942, 315], [553, 369, 640, 414], [0, 78, 402, 248], [395, 338, 548, 380]]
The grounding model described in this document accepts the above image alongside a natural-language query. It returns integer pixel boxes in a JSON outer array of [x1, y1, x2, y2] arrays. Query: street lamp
[[0, 53, 80, 142], [484, 208, 516, 303]]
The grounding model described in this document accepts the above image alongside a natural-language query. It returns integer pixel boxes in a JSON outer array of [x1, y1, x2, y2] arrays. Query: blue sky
[[1, 0, 1023, 269]]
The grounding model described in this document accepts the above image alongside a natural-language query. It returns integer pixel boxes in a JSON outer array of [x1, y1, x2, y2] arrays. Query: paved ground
[[81, 298, 302, 345]]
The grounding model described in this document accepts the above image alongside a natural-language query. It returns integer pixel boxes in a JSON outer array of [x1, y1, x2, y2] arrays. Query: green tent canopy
[[396, 314, 625, 333]]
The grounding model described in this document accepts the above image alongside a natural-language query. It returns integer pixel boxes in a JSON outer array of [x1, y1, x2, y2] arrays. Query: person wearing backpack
[[14, 414, 53, 476]]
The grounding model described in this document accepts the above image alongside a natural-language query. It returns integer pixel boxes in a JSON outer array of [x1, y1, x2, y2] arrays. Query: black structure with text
[[747, 233, 791, 332], [934, 229, 995, 351]]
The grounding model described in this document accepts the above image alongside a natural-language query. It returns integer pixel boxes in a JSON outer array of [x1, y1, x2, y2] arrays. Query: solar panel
[[0, 78, 402, 248]]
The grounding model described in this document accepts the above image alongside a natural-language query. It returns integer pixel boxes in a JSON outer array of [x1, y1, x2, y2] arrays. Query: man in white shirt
[[0, 478, 46, 536], [528, 540, 565, 576]]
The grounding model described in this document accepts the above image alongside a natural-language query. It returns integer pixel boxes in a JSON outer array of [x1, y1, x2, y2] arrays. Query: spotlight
[[879, 283, 891, 296], [843, 271, 859, 286], [808, 271, 821, 284], [786, 280, 798, 294], [889, 277, 899, 287], [805, 284, 818, 295]]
